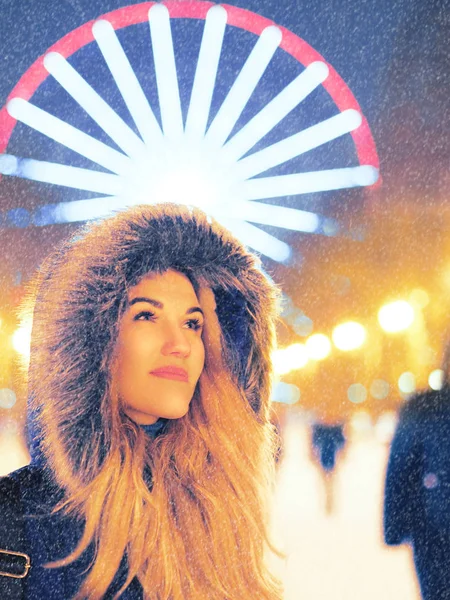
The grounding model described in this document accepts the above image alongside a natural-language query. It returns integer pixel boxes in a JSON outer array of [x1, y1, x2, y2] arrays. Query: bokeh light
[[398, 372, 416, 394], [272, 349, 292, 376], [272, 344, 309, 375], [305, 333, 331, 360], [332, 321, 366, 351], [429, 369, 444, 390], [271, 381, 301, 404], [0, 388, 16, 409], [374, 411, 397, 443], [284, 343, 309, 370], [12, 321, 32, 360], [378, 300, 415, 333], [370, 379, 390, 400], [347, 383, 367, 404]]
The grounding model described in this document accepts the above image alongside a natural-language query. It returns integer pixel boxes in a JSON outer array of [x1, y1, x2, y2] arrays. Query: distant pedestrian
[[311, 422, 345, 513]]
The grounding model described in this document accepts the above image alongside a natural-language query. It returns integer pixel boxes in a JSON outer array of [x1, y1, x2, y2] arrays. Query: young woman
[[0, 203, 284, 600]]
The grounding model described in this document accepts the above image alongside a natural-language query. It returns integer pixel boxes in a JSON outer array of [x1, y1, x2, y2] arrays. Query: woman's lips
[[150, 368, 188, 382]]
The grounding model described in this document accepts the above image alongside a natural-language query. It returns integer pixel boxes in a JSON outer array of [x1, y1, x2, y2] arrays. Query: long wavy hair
[[25, 204, 283, 600]]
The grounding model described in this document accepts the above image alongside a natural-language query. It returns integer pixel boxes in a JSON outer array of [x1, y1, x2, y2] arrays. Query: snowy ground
[[0, 418, 421, 599], [270, 415, 421, 599]]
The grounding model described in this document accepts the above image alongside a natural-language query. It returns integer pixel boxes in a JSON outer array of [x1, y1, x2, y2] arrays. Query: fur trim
[[27, 204, 280, 480]]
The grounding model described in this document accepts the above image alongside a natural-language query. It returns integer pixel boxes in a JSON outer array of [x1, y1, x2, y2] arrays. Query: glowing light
[[43, 52, 146, 159], [0, 389, 17, 409], [205, 25, 282, 148], [224, 201, 320, 233], [374, 411, 397, 443], [149, 5, 183, 141], [12, 322, 32, 359], [398, 372, 416, 394], [7, 98, 132, 175], [284, 343, 309, 370], [409, 288, 429, 309], [241, 166, 379, 200], [347, 383, 367, 404], [429, 369, 444, 390], [378, 300, 415, 333], [349, 411, 372, 434], [56, 196, 128, 223], [272, 349, 292, 376], [271, 381, 301, 404], [0, 154, 123, 195], [305, 334, 331, 360], [232, 108, 360, 181], [370, 379, 390, 400], [222, 61, 329, 164], [218, 217, 291, 263], [332, 321, 366, 351], [93, 20, 162, 146], [185, 5, 227, 140]]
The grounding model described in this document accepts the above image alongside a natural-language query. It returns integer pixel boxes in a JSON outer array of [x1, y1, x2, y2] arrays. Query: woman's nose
[[161, 326, 191, 357]]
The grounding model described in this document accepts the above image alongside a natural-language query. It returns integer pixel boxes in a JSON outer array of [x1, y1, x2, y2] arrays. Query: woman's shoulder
[[1, 464, 45, 489], [0, 464, 60, 508]]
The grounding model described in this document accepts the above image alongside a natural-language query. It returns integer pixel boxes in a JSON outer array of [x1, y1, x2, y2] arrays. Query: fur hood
[[26, 204, 280, 479]]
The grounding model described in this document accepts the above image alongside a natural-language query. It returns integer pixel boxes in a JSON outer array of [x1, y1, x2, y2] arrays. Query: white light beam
[[92, 20, 163, 147], [43, 52, 146, 160], [185, 5, 227, 140], [222, 61, 329, 163], [217, 216, 291, 263], [149, 4, 184, 140], [205, 25, 282, 148], [241, 166, 379, 200], [7, 98, 132, 175], [234, 109, 362, 181], [0, 153, 123, 195], [217, 200, 320, 232], [54, 196, 129, 223]]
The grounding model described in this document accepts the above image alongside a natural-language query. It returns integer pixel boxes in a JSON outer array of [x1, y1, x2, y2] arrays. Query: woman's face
[[114, 269, 205, 424]]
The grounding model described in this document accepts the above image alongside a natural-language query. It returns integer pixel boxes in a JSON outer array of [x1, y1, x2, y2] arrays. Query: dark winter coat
[[0, 205, 280, 599], [384, 387, 450, 600]]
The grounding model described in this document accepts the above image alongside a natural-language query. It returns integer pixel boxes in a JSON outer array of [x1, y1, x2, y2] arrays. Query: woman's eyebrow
[[129, 297, 204, 316], [130, 297, 163, 309]]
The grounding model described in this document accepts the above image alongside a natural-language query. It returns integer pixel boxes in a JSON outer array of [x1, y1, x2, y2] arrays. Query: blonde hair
[[26, 204, 283, 599]]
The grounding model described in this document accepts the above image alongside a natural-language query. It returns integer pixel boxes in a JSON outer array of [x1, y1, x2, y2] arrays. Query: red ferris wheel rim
[[0, 0, 379, 172]]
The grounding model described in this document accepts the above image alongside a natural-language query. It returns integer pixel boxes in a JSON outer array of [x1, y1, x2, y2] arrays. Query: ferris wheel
[[0, 1, 379, 262]]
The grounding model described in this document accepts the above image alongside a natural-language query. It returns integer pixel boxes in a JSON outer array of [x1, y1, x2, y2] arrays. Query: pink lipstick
[[150, 366, 188, 382]]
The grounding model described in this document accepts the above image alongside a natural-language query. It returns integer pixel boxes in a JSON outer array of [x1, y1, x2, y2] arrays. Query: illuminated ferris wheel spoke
[[185, 5, 227, 140], [241, 165, 379, 199], [204, 25, 282, 149], [6, 98, 132, 175], [149, 4, 183, 141], [0, 153, 123, 195], [234, 109, 362, 181], [224, 200, 320, 233], [54, 196, 130, 223], [218, 216, 291, 262], [43, 52, 146, 159], [92, 20, 163, 146], [222, 61, 329, 163]]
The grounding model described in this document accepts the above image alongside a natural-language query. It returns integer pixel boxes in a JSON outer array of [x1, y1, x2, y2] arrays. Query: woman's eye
[[186, 318, 203, 332], [134, 311, 156, 321]]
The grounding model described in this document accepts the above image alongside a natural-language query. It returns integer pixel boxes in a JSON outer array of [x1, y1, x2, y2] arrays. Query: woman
[[0, 204, 284, 599]]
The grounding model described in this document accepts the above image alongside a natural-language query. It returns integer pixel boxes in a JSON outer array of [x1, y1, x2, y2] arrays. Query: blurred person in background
[[0, 204, 283, 600], [311, 421, 346, 514], [384, 343, 450, 600]]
